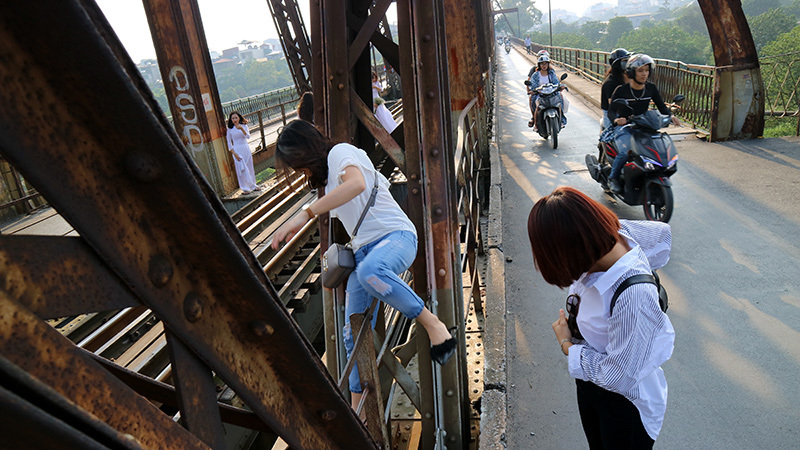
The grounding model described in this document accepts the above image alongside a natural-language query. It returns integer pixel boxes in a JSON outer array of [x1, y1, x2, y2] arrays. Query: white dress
[[374, 103, 398, 133], [227, 124, 259, 192]]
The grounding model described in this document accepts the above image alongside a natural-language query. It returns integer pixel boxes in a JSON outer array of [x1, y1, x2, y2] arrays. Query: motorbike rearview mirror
[[524, 80, 532, 86], [672, 94, 685, 104], [560, 73, 568, 81]]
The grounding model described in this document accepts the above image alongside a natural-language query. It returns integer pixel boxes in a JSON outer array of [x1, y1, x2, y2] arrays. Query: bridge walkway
[[487, 44, 800, 449]]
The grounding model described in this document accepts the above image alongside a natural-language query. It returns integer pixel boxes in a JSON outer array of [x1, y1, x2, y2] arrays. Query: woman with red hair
[[527, 186, 675, 449]]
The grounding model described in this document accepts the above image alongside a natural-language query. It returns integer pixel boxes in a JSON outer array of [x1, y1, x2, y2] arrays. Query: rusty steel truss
[[0, 1, 374, 448]]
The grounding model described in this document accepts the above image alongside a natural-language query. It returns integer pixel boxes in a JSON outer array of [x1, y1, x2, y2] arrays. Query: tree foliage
[[742, 0, 781, 16], [748, 8, 797, 54], [761, 24, 800, 55], [494, 0, 543, 36], [213, 59, 293, 103], [602, 16, 634, 48], [617, 23, 711, 65]]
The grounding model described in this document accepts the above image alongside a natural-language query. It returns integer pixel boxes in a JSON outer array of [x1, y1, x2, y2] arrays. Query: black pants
[[576, 379, 655, 449]]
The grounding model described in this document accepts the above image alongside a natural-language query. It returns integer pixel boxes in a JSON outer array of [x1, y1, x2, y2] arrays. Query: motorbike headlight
[[668, 154, 679, 168], [641, 156, 662, 171]]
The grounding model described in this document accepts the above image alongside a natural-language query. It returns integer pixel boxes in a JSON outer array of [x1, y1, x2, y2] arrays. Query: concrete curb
[[479, 136, 508, 448]]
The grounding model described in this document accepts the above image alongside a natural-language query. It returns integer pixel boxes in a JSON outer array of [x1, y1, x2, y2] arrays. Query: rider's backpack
[[610, 271, 669, 315]]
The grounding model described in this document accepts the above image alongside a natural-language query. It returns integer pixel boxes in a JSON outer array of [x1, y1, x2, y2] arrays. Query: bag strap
[[349, 172, 381, 243], [609, 273, 656, 315]]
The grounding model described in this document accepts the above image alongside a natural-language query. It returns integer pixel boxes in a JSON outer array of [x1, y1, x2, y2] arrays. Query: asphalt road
[[497, 47, 800, 449]]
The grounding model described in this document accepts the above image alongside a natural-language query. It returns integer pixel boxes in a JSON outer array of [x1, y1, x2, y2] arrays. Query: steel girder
[[698, 0, 765, 140], [267, 0, 314, 95], [0, 1, 375, 448], [314, 0, 470, 447], [142, 0, 237, 195]]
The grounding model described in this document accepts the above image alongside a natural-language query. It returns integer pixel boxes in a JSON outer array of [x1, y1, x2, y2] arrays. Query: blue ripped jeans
[[344, 230, 424, 393]]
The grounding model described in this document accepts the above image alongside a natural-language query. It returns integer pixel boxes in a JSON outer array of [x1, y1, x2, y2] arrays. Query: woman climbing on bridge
[[270, 119, 457, 408], [527, 186, 675, 449], [226, 111, 261, 195]]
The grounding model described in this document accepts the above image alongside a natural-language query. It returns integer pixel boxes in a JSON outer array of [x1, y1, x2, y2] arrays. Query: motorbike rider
[[601, 48, 631, 129], [607, 54, 680, 194], [527, 55, 566, 130]]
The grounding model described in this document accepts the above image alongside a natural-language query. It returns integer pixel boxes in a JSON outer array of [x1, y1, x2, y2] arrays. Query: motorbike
[[585, 95, 685, 222], [504, 43, 511, 54], [525, 72, 568, 149]]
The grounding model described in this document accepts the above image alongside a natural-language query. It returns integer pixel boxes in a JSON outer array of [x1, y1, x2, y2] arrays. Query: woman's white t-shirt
[[326, 143, 416, 250]]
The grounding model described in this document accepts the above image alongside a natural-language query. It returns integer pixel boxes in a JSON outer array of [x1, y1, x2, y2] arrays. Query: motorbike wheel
[[643, 183, 674, 223], [547, 116, 559, 149]]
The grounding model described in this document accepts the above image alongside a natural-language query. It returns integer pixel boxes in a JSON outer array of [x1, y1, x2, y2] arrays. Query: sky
[[96, 0, 610, 63]]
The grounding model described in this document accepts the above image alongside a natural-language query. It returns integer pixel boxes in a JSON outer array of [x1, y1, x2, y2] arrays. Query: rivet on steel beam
[[446, 389, 454, 397], [435, 207, 443, 215], [338, 83, 344, 90], [426, 91, 435, 99], [449, 436, 457, 443], [431, 148, 440, 157], [410, 173, 418, 180], [329, 75, 334, 80], [148, 254, 173, 287], [411, 188, 419, 195], [250, 320, 274, 337], [438, 269, 446, 277], [424, 412, 432, 419], [124, 152, 162, 182], [423, 34, 431, 42], [321, 410, 337, 421], [183, 292, 203, 323]]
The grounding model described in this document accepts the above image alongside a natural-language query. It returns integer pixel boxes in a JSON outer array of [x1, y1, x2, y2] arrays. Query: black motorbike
[[585, 95, 685, 222], [525, 73, 568, 149], [504, 43, 511, 54]]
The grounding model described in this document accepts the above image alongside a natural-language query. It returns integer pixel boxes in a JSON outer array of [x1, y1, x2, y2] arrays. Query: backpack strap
[[610, 273, 656, 315]]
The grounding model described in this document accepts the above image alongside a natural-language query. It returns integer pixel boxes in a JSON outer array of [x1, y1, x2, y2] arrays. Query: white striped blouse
[[567, 219, 676, 440]]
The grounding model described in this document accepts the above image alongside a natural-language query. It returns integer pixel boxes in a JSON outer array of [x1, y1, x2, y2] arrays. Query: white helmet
[[537, 55, 551, 66], [537, 49, 550, 58]]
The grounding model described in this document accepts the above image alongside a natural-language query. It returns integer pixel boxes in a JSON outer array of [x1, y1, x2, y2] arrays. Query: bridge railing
[[529, 43, 716, 131], [760, 51, 800, 135]]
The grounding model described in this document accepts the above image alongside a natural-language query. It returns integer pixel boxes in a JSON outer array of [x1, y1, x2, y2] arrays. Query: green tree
[[761, 24, 800, 55], [617, 23, 711, 65], [580, 20, 606, 47], [674, 2, 709, 39], [742, 0, 781, 16], [494, 0, 543, 36], [601, 16, 634, 48], [748, 8, 797, 53]]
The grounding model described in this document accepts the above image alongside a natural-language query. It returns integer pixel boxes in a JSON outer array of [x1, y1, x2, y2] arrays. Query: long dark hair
[[296, 91, 314, 123], [226, 111, 247, 129], [275, 119, 333, 189], [527, 187, 619, 288]]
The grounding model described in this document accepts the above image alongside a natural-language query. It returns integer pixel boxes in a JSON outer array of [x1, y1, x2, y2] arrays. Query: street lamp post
[[548, 0, 553, 48]]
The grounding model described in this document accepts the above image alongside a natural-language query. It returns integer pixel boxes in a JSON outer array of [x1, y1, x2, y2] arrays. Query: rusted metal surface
[[0, 293, 208, 449], [0, 1, 374, 448], [444, 0, 488, 114], [0, 235, 138, 319], [143, 0, 235, 195], [267, 0, 313, 95], [166, 331, 226, 449], [350, 312, 390, 448], [407, 1, 469, 446], [697, 0, 764, 139]]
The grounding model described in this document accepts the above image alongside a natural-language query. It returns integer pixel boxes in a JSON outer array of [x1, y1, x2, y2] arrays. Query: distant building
[[137, 60, 161, 85], [209, 50, 220, 61], [221, 47, 240, 60], [213, 58, 238, 70]]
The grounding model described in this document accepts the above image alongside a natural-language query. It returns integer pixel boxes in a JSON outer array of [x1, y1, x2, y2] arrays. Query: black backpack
[[610, 271, 669, 315]]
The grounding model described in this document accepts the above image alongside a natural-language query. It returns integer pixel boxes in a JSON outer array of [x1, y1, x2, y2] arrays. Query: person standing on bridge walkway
[[271, 119, 457, 409], [226, 112, 260, 195], [527, 187, 675, 449]]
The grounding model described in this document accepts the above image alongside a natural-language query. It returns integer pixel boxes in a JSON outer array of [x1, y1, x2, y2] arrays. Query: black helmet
[[625, 53, 655, 80], [609, 48, 631, 71]]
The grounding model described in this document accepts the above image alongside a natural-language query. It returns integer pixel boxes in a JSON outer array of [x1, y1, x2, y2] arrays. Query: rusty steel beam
[[0, 2, 374, 448], [0, 235, 138, 319], [697, 0, 764, 140], [142, 0, 237, 195], [267, 0, 313, 94], [0, 294, 207, 449]]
